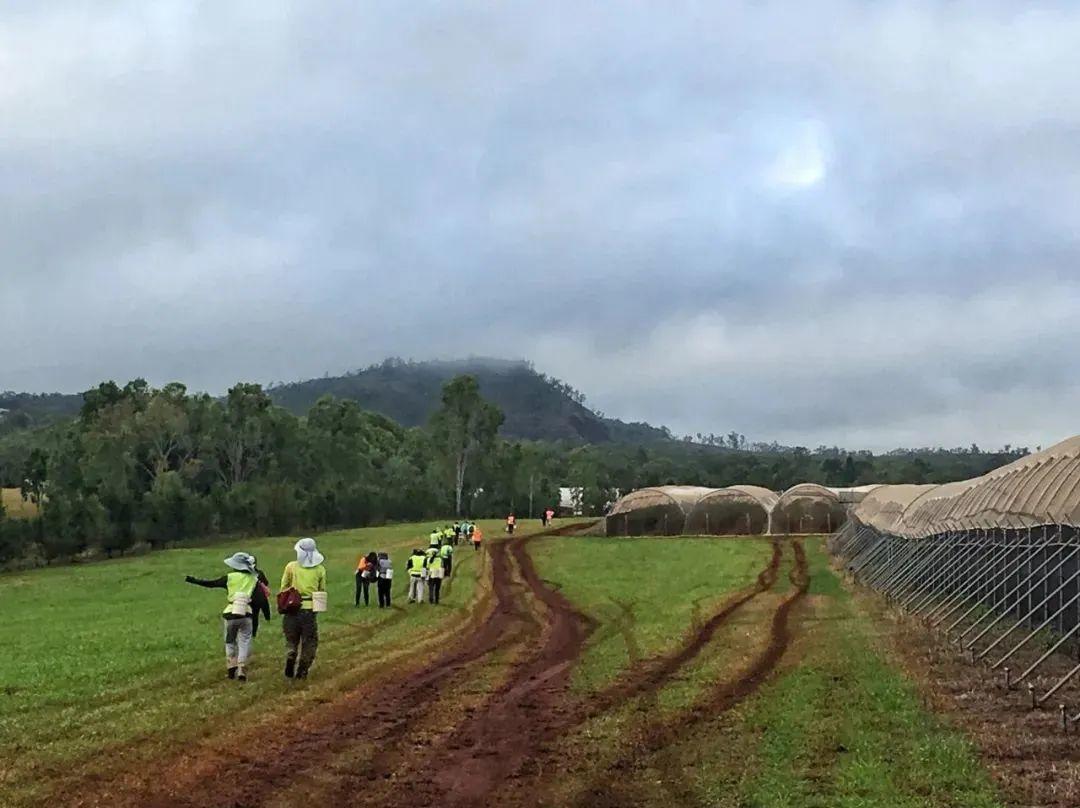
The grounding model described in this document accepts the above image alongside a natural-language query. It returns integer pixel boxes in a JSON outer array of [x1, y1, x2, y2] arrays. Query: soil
[[565, 539, 811, 808], [866, 589, 1080, 807], [58, 532, 807, 808]]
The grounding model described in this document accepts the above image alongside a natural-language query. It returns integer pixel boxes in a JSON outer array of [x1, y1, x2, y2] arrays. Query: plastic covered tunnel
[[773, 483, 848, 534], [605, 485, 780, 537]]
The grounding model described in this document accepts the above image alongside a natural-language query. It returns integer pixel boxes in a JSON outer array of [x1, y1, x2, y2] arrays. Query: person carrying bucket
[[280, 538, 327, 680], [185, 552, 260, 682], [426, 548, 445, 604], [407, 548, 427, 603], [439, 537, 454, 577]]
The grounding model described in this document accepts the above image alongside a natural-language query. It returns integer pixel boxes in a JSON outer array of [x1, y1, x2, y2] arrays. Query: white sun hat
[[294, 537, 325, 568], [224, 552, 256, 573]]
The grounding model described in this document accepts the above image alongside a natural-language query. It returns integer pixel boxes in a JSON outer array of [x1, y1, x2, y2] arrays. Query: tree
[[429, 376, 504, 516]]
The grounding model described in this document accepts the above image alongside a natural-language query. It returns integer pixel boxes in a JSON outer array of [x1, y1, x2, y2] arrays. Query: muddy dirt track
[[59, 532, 804, 808]]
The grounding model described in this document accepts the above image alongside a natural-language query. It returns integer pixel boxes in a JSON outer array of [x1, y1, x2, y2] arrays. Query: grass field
[[1, 487, 38, 518], [0, 526, 1008, 807], [0, 518, 525, 805]]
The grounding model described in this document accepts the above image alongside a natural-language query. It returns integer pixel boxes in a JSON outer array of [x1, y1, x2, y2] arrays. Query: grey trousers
[[223, 616, 253, 668], [408, 575, 425, 602]]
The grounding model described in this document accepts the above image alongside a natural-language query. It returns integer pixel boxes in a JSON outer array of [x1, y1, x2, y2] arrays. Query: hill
[[268, 358, 672, 444], [0, 359, 673, 444], [0, 392, 82, 433]]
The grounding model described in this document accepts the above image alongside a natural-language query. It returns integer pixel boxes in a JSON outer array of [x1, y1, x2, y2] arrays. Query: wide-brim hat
[[294, 537, 325, 568], [225, 552, 256, 573]]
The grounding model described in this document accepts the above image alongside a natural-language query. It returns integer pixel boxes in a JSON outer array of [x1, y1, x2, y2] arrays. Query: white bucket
[[230, 593, 251, 616], [311, 591, 328, 613]]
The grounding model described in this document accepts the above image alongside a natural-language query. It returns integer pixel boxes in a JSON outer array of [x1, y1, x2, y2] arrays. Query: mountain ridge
[[1, 358, 673, 444]]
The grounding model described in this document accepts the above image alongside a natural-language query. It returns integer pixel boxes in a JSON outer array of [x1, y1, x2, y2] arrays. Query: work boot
[[295, 665, 309, 680], [227, 666, 237, 680], [236, 667, 247, 682], [284, 658, 296, 679]]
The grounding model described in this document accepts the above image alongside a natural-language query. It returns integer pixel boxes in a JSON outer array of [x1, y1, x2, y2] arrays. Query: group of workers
[[184, 523, 492, 682], [185, 537, 327, 683]]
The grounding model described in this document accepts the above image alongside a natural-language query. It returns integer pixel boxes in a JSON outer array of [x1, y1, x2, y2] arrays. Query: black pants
[[355, 573, 371, 606], [428, 577, 442, 604], [445, 557, 453, 577], [282, 611, 319, 676], [377, 578, 392, 607], [473, 542, 481, 552]]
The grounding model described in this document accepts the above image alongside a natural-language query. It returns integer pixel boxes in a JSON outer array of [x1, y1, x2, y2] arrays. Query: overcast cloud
[[2, 1, 1079, 450]]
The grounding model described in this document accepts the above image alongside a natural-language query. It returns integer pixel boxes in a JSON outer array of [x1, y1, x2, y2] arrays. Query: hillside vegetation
[[267, 358, 670, 443]]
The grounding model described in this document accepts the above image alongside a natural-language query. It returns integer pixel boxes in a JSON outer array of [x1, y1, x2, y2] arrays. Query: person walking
[[407, 548, 427, 603], [185, 552, 260, 681], [250, 555, 272, 639], [429, 527, 442, 550], [439, 538, 454, 578], [545, 507, 556, 527], [376, 552, 393, 608], [280, 538, 327, 680], [356, 551, 377, 606], [426, 550, 445, 604], [506, 513, 516, 535], [472, 525, 483, 552]]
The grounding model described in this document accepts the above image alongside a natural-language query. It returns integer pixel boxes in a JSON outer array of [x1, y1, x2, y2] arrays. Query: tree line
[[0, 374, 1029, 568]]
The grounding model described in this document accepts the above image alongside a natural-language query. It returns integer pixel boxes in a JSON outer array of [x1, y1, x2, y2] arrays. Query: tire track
[[569, 539, 810, 808], [368, 526, 597, 807], [481, 539, 785, 807], [60, 527, 584, 808]]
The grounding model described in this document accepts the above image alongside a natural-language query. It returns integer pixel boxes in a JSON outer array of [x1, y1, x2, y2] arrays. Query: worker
[[426, 549, 445, 604], [376, 552, 393, 608], [472, 525, 483, 552], [506, 513, 516, 535], [545, 507, 556, 527], [247, 554, 272, 639], [440, 538, 454, 577], [442, 525, 455, 545], [407, 548, 427, 603], [356, 551, 377, 607], [280, 537, 327, 680], [429, 527, 442, 549], [185, 552, 260, 682]]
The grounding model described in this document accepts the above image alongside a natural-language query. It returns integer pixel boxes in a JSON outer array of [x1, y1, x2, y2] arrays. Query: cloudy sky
[[3, 1, 1079, 450]]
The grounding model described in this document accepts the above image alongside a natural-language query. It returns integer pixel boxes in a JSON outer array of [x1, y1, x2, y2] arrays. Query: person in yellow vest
[[280, 538, 327, 680], [439, 538, 454, 578], [185, 552, 259, 682], [407, 548, 428, 603], [426, 549, 445, 604]]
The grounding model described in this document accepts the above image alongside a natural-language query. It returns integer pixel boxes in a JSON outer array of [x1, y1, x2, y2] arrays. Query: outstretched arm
[[185, 575, 227, 588]]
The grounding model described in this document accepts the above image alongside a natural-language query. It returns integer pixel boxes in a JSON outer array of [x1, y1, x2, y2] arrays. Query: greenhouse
[[832, 435, 1080, 713], [773, 483, 847, 534]]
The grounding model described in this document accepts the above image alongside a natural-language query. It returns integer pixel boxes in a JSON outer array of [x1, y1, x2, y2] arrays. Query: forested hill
[[267, 358, 671, 444]]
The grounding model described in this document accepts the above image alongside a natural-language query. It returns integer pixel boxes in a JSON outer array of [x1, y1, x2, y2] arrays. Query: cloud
[[2, 1, 1079, 450]]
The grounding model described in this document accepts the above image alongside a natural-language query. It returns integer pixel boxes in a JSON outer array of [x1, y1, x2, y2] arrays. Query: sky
[[2, 1, 1079, 451]]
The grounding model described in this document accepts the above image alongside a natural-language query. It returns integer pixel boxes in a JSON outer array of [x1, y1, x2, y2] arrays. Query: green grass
[[529, 535, 773, 692], [715, 538, 1003, 808], [0, 518, 554, 804]]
